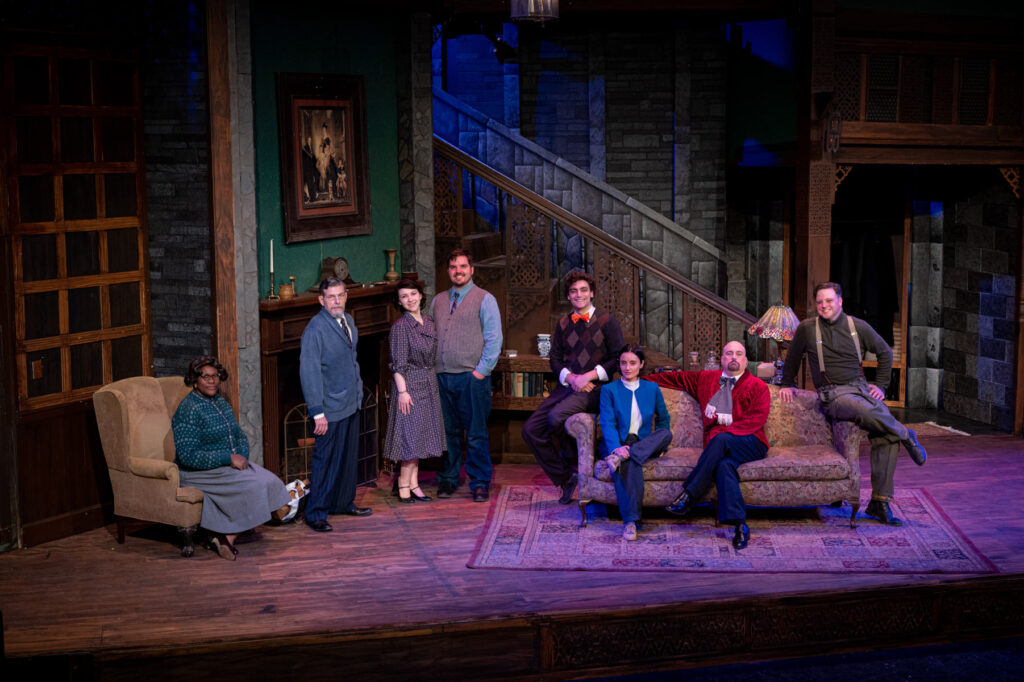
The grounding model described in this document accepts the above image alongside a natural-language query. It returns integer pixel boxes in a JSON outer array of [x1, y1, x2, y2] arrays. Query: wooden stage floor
[[2, 433, 1024, 680]]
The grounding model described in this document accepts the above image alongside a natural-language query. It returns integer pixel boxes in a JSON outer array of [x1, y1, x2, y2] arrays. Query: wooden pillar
[[1012, 173, 1024, 434], [206, 0, 239, 413], [793, 1, 836, 324]]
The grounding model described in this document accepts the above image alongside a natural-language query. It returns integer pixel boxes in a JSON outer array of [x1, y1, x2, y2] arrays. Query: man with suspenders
[[779, 282, 926, 526]]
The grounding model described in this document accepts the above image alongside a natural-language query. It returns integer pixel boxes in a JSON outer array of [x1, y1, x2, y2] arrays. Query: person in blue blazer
[[597, 344, 672, 541], [299, 277, 372, 533]]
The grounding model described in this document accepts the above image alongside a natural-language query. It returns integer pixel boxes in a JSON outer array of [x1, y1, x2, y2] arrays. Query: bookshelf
[[492, 354, 554, 411]]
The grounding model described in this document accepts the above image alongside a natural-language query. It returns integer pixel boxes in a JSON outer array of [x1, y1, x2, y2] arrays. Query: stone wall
[[519, 29, 592, 172], [907, 201, 944, 409], [685, 26, 729, 251], [398, 12, 438, 297], [143, 2, 213, 377], [604, 30, 675, 216], [942, 181, 1018, 431]]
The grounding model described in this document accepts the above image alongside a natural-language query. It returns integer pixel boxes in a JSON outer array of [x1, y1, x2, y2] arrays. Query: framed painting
[[276, 73, 371, 243]]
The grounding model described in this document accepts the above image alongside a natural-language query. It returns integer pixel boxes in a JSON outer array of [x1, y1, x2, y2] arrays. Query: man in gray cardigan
[[299, 277, 372, 532], [431, 249, 503, 502]]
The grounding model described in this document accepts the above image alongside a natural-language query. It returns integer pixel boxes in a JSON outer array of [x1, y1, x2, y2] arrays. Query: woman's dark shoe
[[409, 486, 432, 502], [732, 523, 750, 550], [391, 478, 400, 497], [397, 485, 415, 503]]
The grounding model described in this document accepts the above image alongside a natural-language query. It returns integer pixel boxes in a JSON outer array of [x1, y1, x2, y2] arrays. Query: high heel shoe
[[397, 485, 416, 503], [409, 486, 432, 502], [391, 478, 400, 497], [210, 535, 236, 561]]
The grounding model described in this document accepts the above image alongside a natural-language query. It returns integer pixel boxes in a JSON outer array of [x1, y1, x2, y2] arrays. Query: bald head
[[720, 341, 747, 377]]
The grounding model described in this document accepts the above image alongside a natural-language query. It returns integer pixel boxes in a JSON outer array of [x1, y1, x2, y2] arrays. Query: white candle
[[270, 239, 274, 273]]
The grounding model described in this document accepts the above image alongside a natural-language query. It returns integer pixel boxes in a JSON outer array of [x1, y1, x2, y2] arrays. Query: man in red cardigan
[[644, 340, 770, 549]]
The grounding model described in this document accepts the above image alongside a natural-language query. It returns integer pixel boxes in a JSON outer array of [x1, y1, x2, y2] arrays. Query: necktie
[[709, 376, 735, 416], [571, 311, 591, 323], [450, 291, 459, 314], [339, 315, 352, 343]]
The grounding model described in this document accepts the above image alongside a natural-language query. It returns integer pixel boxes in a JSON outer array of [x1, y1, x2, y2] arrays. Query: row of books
[[497, 372, 551, 398]]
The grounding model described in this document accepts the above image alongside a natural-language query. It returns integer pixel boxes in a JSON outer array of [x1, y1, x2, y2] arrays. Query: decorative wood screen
[[2, 46, 151, 411]]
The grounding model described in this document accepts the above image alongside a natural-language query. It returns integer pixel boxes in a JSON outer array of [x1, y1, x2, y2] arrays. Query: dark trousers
[[822, 380, 909, 501], [522, 385, 601, 487], [306, 412, 359, 523], [610, 429, 673, 525], [684, 432, 767, 524], [437, 371, 493, 491]]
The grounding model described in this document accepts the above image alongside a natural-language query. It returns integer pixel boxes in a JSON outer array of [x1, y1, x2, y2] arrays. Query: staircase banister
[[434, 137, 756, 327]]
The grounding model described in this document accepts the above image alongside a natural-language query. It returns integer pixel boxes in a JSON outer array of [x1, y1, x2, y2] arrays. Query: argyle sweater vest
[[551, 309, 622, 382]]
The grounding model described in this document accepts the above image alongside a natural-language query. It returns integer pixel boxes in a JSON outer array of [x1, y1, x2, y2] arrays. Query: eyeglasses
[[198, 373, 221, 382]]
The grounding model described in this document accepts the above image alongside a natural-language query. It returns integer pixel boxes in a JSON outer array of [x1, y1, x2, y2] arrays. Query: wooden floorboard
[[2, 433, 1024, 679]]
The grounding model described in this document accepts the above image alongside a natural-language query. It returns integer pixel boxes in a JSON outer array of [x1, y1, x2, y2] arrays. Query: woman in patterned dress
[[383, 279, 446, 502], [172, 356, 291, 560]]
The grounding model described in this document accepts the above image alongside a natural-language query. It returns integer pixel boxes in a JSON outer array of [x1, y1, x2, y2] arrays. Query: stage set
[[2, 428, 1024, 680]]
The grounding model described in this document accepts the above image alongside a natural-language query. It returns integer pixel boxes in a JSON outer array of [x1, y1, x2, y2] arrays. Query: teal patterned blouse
[[172, 389, 249, 471]]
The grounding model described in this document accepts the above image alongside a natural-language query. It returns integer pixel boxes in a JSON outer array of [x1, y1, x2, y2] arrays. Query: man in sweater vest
[[780, 282, 926, 526], [523, 271, 625, 505], [431, 249, 503, 502]]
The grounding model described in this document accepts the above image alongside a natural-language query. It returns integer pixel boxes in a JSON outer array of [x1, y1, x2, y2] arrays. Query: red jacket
[[644, 370, 770, 448]]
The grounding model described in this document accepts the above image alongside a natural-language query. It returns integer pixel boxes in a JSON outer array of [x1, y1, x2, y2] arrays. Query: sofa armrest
[[831, 419, 864, 484], [565, 412, 597, 481], [128, 456, 178, 480]]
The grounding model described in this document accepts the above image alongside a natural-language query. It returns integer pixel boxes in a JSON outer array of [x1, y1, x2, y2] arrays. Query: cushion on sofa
[[763, 387, 835, 448], [660, 387, 703, 448], [594, 444, 851, 483]]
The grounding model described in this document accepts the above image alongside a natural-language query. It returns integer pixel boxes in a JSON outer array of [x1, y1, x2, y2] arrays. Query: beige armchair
[[93, 376, 203, 556]]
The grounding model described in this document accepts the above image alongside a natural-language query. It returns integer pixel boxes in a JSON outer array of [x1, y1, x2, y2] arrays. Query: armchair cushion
[[128, 456, 178, 480]]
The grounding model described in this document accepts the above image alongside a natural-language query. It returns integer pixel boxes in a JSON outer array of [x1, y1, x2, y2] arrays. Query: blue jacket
[[599, 379, 670, 455], [299, 307, 363, 421]]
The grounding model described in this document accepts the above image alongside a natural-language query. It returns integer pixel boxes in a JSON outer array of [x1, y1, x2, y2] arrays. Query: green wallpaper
[[251, 2, 401, 293]]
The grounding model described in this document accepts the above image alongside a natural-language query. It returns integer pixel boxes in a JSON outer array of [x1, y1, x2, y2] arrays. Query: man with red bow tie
[[523, 271, 625, 505]]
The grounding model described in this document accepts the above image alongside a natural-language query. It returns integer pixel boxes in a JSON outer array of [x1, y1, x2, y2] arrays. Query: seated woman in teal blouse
[[172, 356, 291, 560], [597, 344, 672, 541]]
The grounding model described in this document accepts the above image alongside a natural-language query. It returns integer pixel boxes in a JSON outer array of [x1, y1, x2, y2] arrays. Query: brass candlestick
[[267, 271, 279, 300]]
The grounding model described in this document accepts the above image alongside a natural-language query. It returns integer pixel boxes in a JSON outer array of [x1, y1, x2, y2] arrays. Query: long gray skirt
[[179, 462, 291, 534]]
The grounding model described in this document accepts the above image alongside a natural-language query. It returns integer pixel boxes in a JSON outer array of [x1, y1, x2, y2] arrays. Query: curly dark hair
[[563, 270, 595, 297], [392, 278, 425, 310], [184, 356, 228, 386]]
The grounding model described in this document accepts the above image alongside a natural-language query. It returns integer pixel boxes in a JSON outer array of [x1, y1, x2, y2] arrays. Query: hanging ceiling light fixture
[[511, 0, 559, 24]]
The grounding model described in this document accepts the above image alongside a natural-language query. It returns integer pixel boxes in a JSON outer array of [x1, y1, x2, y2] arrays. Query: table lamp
[[748, 304, 801, 384]]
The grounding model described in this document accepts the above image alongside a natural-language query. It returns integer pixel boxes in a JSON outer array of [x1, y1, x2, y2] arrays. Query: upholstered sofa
[[565, 383, 866, 527]]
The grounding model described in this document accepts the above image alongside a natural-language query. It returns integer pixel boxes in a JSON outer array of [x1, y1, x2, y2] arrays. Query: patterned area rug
[[468, 486, 995, 574], [905, 421, 970, 437]]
